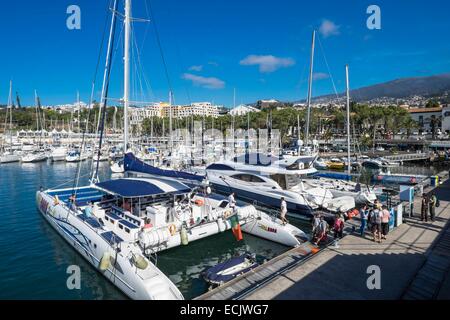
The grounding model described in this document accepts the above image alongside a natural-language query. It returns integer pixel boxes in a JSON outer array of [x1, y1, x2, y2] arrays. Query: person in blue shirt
[[85, 202, 93, 218], [360, 205, 369, 237]]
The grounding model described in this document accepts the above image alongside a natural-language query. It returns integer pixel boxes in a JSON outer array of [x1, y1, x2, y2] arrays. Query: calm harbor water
[[0, 161, 310, 300]]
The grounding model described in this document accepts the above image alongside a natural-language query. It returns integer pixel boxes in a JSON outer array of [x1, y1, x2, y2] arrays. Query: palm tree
[[403, 117, 418, 139], [369, 108, 384, 153], [430, 115, 441, 140]]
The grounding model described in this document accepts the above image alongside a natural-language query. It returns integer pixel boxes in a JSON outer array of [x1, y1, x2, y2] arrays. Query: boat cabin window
[[218, 201, 229, 209], [206, 164, 235, 171], [231, 174, 265, 183], [270, 174, 287, 190]]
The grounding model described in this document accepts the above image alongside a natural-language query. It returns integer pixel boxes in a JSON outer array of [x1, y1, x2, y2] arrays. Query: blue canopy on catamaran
[[123, 153, 205, 182], [95, 178, 191, 198]]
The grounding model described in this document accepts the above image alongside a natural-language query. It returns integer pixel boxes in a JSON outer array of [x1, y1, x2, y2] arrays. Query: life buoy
[[223, 210, 232, 219], [168, 224, 177, 236]]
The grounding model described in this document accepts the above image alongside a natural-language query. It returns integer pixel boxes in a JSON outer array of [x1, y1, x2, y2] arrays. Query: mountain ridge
[[303, 72, 450, 103]]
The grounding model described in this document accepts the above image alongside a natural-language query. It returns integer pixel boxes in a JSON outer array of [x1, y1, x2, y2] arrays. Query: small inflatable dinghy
[[202, 253, 259, 286]]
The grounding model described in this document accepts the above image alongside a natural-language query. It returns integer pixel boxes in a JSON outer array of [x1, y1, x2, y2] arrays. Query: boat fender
[[195, 199, 205, 207], [132, 254, 148, 270], [99, 252, 111, 271], [217, 217, 226, 232], [180, 227, 189, 246], [168, 224, 177, 236]]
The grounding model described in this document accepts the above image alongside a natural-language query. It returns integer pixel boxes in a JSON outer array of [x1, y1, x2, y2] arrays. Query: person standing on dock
[[333, 214, 344, 240], [371, 208, 382, 243], [429, 193, 437, 222], [360, 205, 369, 237], [314, 216, 329, 246], [421, 194, 429, 222], [381, 206, 390, 240], [280, 197, 289, 225]]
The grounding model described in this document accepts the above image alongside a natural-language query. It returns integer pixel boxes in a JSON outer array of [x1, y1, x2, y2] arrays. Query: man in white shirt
[[228, 192, 237, 214], [280, 197, 288, 225]]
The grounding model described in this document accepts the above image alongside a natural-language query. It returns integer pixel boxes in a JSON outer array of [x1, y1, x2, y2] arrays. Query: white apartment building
[[130, 104, 163, 125], [130, 102, 220, 125], [441, 105, 450, 133], [408, 107, 442, 132]]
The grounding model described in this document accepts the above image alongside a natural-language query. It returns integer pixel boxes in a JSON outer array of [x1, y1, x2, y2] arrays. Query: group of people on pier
[[421, 192, 439, 222]]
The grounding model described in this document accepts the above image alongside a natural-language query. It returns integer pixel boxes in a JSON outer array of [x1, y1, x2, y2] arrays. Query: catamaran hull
[[143, 213, 305, 255], [36, 191, 184, 300]]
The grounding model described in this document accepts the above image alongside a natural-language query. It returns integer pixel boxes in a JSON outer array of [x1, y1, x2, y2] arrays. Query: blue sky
[[1, 0, 449, 107]]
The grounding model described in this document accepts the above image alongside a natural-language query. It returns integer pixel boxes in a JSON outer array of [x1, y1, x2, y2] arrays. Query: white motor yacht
[[204, 153, 355, 218], [21, 151, 48, 163], [50, 147, 68, 162]]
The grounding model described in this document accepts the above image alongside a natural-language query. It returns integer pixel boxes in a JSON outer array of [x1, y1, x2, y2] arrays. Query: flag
[[229, 215, 243, 241]]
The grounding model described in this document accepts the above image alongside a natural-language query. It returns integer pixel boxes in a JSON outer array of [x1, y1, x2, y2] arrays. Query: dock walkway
[[197, 175, 450, 300]]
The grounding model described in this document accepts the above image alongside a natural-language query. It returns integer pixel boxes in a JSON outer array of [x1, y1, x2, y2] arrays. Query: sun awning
[[124, 153, 205, 182], [95, 178, 191, 198]]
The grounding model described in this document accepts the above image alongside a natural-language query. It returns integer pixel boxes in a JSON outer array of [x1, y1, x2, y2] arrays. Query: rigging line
[[131, 24, 156, 103], [72, 0, 112, 193], [133, 35, 155, 105], [147, 0, 174, 92], [317, 35, 339, 99], [132, 29, 149, 104], [164, 1, 191, 105], [131, 28, 147, 102], [140, 0, 151, 53]]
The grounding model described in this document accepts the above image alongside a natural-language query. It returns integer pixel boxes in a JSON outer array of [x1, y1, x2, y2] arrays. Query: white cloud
[[319, 19, 340, 38], [188, 65, 203, 72], [313, 72, 330, 80], [208, 61, 219, 67], [240, 55, 295, 73], [182, 73, 225, 89]]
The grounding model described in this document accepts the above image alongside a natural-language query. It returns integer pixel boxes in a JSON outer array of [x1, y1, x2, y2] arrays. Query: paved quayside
[[197, 175, 450, 300]]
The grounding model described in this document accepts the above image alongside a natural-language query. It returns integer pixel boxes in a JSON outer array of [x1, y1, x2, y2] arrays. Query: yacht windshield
[[270, 174, 287, 190], [270, 174, 302, 190]]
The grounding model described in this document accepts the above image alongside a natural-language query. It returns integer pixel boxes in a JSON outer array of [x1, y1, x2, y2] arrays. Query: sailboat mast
[[34, 90, 39, 132], [305, 30, 316, 147], [345, 64, 351, 174], [123, 0, 131, 151], [8, 81, 13, 147], [169, 91, 173, 150], [77, 91, 81, 133]]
